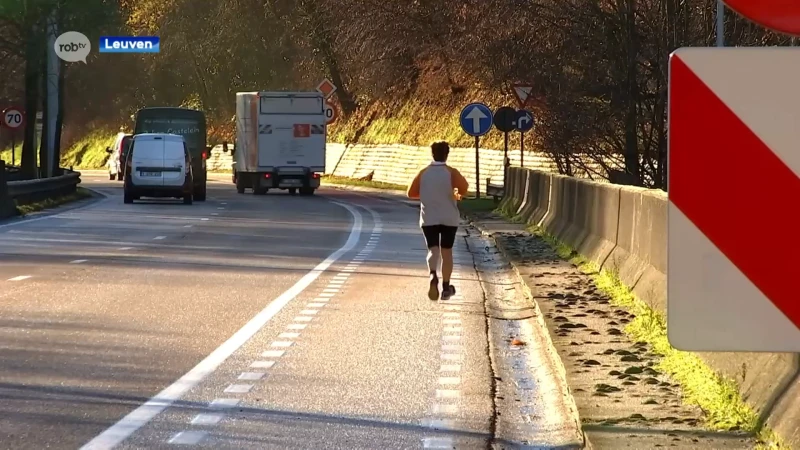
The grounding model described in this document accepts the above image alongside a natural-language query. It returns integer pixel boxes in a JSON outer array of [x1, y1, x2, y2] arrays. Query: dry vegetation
[[0, 0, 793, 189]]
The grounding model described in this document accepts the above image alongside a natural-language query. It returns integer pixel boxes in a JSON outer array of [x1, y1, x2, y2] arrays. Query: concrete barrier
[[501, 167, 800, 448]]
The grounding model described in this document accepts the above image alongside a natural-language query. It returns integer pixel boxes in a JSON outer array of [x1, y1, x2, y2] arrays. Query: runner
[[406, 141, 469, 300]]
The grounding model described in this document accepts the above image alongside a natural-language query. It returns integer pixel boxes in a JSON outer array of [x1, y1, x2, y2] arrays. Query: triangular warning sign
[[512, 85, 533, 108]]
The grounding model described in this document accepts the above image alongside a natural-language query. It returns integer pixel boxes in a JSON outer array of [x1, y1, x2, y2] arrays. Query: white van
[[123, 133, 194, 204]]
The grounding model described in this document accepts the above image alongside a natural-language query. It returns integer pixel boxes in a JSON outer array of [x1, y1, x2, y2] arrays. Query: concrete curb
[[462, 211, 590, 449]]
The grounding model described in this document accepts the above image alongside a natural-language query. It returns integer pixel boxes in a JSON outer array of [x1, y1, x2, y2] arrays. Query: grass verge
[[489, 206, 790, 449], [60, 129, 116, 169], [458, 197, 498, 214], [15, 187, 93, 217], [321, 174, 407, 191], [1, 129, 115, 170]]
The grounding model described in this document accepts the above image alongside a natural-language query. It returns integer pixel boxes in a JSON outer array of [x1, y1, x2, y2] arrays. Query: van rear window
[[131, 139, 163, 161]]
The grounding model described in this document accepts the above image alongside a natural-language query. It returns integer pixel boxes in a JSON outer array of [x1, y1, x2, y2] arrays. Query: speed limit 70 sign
[[1, 107, 25, 130], [323, 103, 339, 125]]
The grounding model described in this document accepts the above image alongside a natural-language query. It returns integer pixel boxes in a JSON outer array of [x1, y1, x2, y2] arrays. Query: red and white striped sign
[[668, 47, 800, 352]]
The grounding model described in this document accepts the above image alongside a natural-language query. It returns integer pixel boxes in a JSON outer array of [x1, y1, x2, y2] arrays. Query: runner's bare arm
[[407, 169, 423, 199], [447, 166, 469, 196]]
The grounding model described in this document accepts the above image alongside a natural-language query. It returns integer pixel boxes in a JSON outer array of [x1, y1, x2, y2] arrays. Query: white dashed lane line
[[7, 275, 31, 281], [164, 218, 384, 446], [70, 259, 88, 264], [421, 249, 471, 448], [153, 236, 166, 240]]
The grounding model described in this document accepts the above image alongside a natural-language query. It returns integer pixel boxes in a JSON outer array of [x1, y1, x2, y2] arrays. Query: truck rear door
[[257, 95, 324, 169]]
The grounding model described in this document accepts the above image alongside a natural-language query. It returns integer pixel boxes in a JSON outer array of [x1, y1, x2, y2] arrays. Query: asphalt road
[[0, 173, 494, 449]]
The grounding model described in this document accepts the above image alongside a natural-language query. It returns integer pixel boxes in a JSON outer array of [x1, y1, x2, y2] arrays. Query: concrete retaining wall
[[500, 167, 800, 448]]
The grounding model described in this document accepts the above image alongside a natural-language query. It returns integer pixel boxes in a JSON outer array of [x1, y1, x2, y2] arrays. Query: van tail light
[[202, 151, 208, 160], [264, 173, 271, 179], [312, 173, 321, 179]]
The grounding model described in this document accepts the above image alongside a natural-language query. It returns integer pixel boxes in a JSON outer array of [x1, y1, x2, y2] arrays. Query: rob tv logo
[[99, 36, 160, 53]]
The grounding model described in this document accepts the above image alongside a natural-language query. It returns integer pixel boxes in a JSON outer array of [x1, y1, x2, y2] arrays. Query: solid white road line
[[7, 275, 31, 281], [79, 201, 363, 450]]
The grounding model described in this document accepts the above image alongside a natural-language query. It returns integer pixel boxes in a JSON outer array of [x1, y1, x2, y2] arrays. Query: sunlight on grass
[[15, 187, 92, 216], [321, 174, 407, 191]]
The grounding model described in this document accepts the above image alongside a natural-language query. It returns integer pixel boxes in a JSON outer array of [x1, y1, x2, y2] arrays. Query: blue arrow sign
[[459, 103, 493, 137], [515, 109, 534, 132]]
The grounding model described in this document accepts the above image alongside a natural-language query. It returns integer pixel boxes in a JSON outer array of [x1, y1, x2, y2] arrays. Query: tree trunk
[[20, 21, 41, 180], [38, 44, 49, 178], [53, 59, 65, 174], [299, 0, 357, 116]]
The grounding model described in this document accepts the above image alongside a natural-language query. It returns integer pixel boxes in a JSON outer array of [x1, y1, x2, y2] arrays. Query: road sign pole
[[475, 136, 480, 199], [520, 132, 524, 167], [459, 102, 493, 198], [11, 133, 15, 166], [503, 131, 509, 188]]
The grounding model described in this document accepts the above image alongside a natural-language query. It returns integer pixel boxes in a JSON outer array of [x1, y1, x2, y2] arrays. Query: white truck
[[232, 91, 326, 196]]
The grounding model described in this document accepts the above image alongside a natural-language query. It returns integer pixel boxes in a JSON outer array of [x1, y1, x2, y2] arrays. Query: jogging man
[[406, 141, 469, 300]]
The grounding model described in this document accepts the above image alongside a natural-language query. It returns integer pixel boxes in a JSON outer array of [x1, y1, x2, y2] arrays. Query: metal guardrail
[[1, 160, 82, 212], [486, 177, 504, 202]]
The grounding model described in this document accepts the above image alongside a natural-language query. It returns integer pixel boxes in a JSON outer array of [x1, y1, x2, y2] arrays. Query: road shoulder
[[461, 208, 759, 450], [465, 226, 585, 448]]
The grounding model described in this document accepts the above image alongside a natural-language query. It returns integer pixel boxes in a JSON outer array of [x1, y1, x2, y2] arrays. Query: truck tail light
[[312, 173, 321, 179], [202, 151, 207, 160], [264, 173, 271, 178]]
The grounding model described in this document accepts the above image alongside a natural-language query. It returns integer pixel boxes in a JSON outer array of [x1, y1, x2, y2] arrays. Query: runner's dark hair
[[431, 141, 450, 162]]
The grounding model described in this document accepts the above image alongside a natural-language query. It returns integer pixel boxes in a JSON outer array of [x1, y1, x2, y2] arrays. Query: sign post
[[1, 106, 25, 167], [668, 47, 800, 352], [493, 106, 516, 189], [459, 102, 493, 199], [515, 109, 534, 167]]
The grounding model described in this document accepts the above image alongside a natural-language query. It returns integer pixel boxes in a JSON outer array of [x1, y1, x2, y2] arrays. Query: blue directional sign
[[515, 109, 534, 132], [459, 103, 493, 137]]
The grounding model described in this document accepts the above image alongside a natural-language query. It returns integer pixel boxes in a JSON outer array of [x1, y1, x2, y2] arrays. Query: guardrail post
[[0, 160, 16, 218]]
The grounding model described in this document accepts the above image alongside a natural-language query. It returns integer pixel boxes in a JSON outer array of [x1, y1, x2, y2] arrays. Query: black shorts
[[422, 225, 458, 249]]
